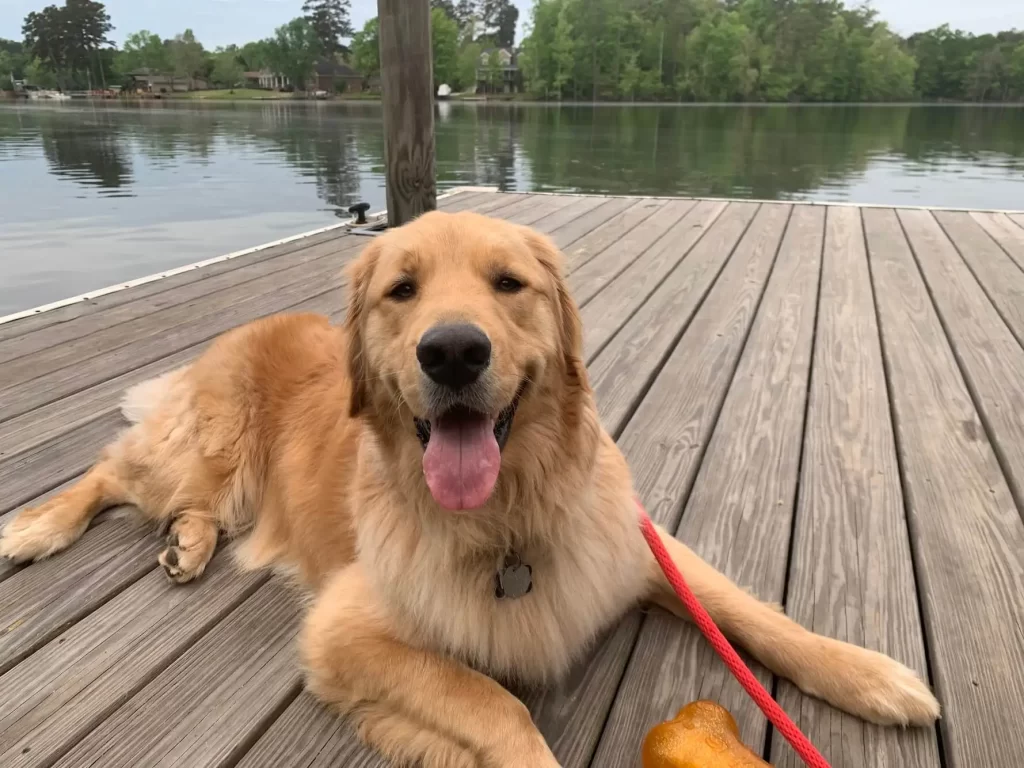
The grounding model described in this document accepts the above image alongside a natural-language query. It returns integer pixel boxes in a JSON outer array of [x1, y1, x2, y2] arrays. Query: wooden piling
[[377, 0, 436, 227]]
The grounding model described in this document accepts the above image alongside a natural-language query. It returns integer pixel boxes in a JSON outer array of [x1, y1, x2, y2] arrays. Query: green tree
[[211, 48, 244, 87], [432, 8, 460, 88], [23, 0, 112, 87], [458, 41, 482, 91], [169, 29, 206, 89], [0, 40, 29, 83], [351, 17, 379, 79], [115, 30, 170, 75], [432, 0, 457, 19], [238, 40, 273, 71], [266, 17, 323, 91], [302, 0, 352, 56]]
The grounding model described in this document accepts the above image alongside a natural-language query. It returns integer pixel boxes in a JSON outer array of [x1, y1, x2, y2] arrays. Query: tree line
[[2, 0, 1023, 101], [518, 0, 1024, 102], [0, 0, 357, 92]]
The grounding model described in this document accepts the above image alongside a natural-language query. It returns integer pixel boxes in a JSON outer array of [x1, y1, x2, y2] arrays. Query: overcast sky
[[1, 0, 1020, 49]]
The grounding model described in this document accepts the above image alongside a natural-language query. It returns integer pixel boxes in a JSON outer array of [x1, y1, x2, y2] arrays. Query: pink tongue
[[422, 416, 501, 510]]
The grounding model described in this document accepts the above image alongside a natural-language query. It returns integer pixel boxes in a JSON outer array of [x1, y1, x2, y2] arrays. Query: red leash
[[637, 502, 831, 768]]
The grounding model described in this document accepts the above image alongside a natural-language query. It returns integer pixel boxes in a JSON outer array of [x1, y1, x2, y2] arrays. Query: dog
[[1, 210, 940, 767]]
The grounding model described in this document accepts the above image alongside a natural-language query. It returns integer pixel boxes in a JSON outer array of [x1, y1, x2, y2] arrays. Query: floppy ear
[[344, 240, 381, 417], [522, 228, 589, 392]]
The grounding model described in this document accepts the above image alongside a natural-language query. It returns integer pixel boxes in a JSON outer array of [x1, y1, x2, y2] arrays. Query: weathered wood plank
[[898, 209, 1024, 509], [772, 207, 939, 768], [578, 201, 728, 349], [563, 198, 666, 275], [547, 196, 638, 252], [378, 0, 435, 226], [51, 580, 303, 768], [0, 236, 363, 367], [969, 212, 1024, 272], [234, 693, 356, 768], [0, 513, 155, 675], [592, 205, 824, 766], [0, 552, 265, 768], [523, 195, 609, 235], [864, 207, 1024, 768], [1, 246, 356, 396], [1008, 212, 1024, 230], [0, 276, 347, 427], [936, 211, 1024, 347], [588, 202, 782, 430], [567, 200, 693, 304], [433, 190, 499, 213], [0, 229, 349, 343]]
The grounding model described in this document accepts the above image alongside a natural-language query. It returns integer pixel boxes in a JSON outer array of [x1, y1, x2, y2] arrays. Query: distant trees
[[302, 0, 353, 56], [7, 0, 1023, 102], [22, 0, 112, 87], [517, 0, 1022, 103], [265, 18, 323, 91]]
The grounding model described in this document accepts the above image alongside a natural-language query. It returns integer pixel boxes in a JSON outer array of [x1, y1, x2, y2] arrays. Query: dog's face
[[345, 210, 584, 511]]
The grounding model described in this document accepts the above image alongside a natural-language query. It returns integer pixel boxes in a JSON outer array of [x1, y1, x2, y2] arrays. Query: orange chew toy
[[642, 700, 772, 768]]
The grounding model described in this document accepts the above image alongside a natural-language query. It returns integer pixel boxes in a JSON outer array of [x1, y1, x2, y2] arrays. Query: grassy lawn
[[176, 89, 292, 101]]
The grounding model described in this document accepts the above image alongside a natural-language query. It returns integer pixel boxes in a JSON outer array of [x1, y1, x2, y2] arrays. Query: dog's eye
[[495, 275, 524, 293], [388, 279, 416, 301]]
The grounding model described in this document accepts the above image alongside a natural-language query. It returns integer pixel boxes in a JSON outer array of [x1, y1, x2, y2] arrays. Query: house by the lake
[[125, 69, 208, 94], [477, 48, 521, 94], [254, 60, 367, 93]]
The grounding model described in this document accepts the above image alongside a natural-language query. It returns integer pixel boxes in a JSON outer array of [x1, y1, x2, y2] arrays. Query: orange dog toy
[[642, 701, 771, 768]]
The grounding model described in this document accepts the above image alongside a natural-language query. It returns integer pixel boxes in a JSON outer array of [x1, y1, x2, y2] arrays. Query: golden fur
[[1, 211, 940, 767]]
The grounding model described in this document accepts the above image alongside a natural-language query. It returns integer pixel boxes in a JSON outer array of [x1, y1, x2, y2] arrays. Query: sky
[[0, 0, 1020, 49]]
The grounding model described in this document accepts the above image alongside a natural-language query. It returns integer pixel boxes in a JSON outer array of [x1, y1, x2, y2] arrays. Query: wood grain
[[378, 0, 435, 226], [592, 204, 824, 766], [935, 211, 1024, 347], [578, 200, 727, 349], [234, 692, 357, 768], [563, 199, 666, 275], [898, 209, 1024, 509], [589, 202, 784, 432], [0, 512, 156, 674], [772, 207, 939, 768], [864, 207, 1024, 768], [0, 229, 348, 343], [0, 236, 362, 367], [566, 200, 693, 302], [548, 196, 639, 252], [0, 551, 265, 767], [50, 580, 303, 768], [968, 211, 1024, 272]]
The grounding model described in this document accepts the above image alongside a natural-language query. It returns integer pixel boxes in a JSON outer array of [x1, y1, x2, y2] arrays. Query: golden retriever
[[0, 210, 939, 767]]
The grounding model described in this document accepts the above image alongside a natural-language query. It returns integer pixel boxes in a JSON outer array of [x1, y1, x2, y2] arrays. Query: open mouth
[[413, 382, 527, 511]]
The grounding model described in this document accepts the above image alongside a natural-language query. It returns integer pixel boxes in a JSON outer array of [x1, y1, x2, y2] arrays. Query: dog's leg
[[644, 522, 940, 727], [0, 458, 128, 563], [301, 566, 561, 768], [158, 510, 218, 583]]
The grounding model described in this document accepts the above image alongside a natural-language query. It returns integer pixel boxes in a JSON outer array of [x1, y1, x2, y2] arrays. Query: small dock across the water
[[2, 189, 1024, 767]]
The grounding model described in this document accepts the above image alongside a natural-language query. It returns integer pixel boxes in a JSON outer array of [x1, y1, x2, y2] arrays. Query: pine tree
[[302, 0, 353, 56]]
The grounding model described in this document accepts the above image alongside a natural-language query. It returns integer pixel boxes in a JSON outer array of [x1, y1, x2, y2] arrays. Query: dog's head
[[343, 210, 590, 511]]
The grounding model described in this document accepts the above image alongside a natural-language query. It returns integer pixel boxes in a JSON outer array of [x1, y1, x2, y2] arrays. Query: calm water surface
[[1, 102, 1023, 315]]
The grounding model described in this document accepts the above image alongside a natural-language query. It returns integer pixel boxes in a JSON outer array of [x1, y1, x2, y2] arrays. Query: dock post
[[377, 0, 436, 227]]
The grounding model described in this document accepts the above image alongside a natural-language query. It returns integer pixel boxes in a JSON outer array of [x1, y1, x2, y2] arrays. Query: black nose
[[416, 323, 492, 390]]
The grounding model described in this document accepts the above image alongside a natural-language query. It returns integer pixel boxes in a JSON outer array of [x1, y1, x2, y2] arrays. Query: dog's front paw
[[803, 640, 940, 726], [0, 500, 87, 563]]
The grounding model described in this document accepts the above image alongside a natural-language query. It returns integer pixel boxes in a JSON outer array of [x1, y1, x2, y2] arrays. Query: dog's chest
[[365, 515, 650, 684]]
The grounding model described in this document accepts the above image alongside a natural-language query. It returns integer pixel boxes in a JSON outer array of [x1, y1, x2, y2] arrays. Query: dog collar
[[494, 551, 532, 599]]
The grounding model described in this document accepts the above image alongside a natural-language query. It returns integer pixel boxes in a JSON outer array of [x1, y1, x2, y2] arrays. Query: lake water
[[1, 101, 1023, 315]]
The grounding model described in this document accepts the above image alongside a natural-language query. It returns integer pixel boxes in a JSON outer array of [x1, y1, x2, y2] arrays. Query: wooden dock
[[2, 190, 1024, 768]]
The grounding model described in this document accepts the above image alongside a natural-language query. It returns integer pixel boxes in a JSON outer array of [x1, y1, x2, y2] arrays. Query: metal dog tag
[[495, 551, 533, 600]]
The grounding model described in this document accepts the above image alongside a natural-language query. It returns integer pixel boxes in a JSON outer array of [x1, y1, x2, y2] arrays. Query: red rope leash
[[637, 501, 831, 768]]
